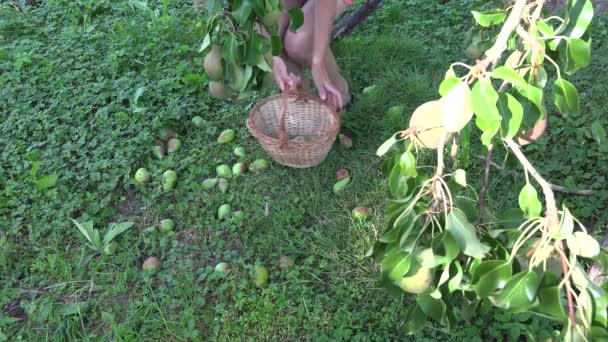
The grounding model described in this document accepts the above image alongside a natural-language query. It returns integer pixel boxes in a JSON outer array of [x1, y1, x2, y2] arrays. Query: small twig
[[549, 183, 595, 196], [476, 143, 495, 225], [531, 0, 545, 22], [471, 154, 595, 196], [473, 153, 503, 170], [555, 240, 577, 327], [482, 0, 529, 67]]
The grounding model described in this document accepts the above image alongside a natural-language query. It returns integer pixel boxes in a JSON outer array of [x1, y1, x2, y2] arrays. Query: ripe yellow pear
[[408, 100, 448, 149], [398, 259, 434, 294]]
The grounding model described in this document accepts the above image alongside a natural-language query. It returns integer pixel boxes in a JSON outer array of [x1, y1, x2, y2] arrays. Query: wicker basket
[[247, 92, 340, 168]]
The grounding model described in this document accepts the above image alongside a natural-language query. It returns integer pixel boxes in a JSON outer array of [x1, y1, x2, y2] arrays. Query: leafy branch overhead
[[373, 0, 608, 340], [196, 0, 304, 103]]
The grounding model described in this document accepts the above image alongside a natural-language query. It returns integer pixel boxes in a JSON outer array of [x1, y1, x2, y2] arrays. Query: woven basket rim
[[247, 93, 340, 148]]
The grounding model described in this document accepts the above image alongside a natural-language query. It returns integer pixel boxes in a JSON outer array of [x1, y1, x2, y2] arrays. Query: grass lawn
[[1, 0, 607, 340]]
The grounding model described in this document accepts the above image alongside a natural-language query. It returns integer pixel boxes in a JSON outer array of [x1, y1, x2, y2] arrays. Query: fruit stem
[[505, 138, 559, 228], [555, 240, 578, 327], [435, 133, 447, 177]]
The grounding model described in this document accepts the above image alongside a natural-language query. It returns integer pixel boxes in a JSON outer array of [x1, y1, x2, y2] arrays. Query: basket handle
[[277, 85, 303, 148]]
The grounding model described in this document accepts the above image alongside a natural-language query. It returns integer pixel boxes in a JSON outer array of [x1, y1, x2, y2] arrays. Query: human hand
[[271, 56, 301, 93], [312, 61, 343, 110]]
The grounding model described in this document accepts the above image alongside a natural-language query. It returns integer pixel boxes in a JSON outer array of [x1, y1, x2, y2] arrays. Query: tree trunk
[[332, 0, 384, 41]]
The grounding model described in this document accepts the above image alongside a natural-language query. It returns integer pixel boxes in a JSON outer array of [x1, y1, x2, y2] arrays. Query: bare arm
[[312, 0, 338, 65]]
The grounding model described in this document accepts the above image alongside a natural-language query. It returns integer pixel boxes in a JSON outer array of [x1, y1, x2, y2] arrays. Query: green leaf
[[591, 120, 607, 146], [571, 262, 608, 327], [181, 73, 202, 85], [416, 292, 447, 324], [533, 286, 568, 321], [103, 222, 134, 246], [471, 260, 513, 297], [25, 149, 42, 161], [228, 64, 253, 92], [399, 151, 418, 178], [431, 232, 460, 266], [515, 84, 545, 125], [376, 133, 400, 156], [30, 161, 41, 179], [566, 38, 591, 74], [270, 34, 282, 56], [536, 21, 555, 38], [492, 272, 541, 312], [518, 183, 542, 218], [379, 225, 401, 244], [472, 79, 501, 121], [446, 208, 491, 258], [440, 82, 474, 132], [553, 206, 574, 240], [36, 175, 58, 190], [388, 162, 408, 198], [199, 33, 211, 53], [454, 196, 479, 223], [398, 216, 418, 249], [206, 0, 223, 14], [474, 117, 499, 148], [61, 302, 89, 316], [381, 249, 412, 282], [401, 304, 426, 335], [287, 8, 304, 32], [232, 0, 254, 26], [70, 219, 93, 244], [566, 231, 601, 258], [448, 261, 463, 292], [497, 92, 524, 139], [491, 67, 527, 89], [558, 0, 594, 40], [552, 78, 580, 117], [438, 77, 461, 97], [221, 34, 239, 64], [471, 10, 507, 27]]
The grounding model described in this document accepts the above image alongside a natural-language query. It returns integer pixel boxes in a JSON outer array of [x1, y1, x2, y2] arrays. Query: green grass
[[1, 0, 607, 340]]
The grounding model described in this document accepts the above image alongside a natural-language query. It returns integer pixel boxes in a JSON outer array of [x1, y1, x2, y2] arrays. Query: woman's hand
[[312, 61, 343, 110], [272, 56, 301, 92]]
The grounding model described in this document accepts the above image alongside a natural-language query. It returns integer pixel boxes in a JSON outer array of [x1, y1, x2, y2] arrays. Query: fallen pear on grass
[[253, 266, 269, 288], [352, 206, 371, 222], [216, 164, 232, 179], [135, 168, 152, 184], [217, 129, 236, 144], [162, 170, 177, 190], [218, 204, 232, 221], [159, 219, 175, 234], [202, 178, 218, 190], [143, 256, 161, 272], [232, 163, 248, 177], [167, 138, 181, 154]]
